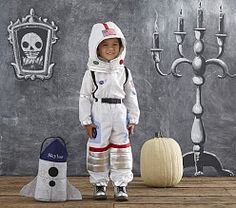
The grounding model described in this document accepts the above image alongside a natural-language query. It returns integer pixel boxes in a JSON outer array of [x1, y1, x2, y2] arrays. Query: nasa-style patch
[[102, 28, 116, 37], [93, 61, 99, 65]]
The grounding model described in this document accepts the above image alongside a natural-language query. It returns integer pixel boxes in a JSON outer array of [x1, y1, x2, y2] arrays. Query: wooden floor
[[0, 176, 236, 208]]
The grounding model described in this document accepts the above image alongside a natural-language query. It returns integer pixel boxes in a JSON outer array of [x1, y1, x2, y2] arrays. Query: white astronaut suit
[[79, 22, 140, 187]]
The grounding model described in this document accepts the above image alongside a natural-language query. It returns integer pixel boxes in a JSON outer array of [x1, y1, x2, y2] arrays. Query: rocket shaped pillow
[[20, 137, 82, 201]]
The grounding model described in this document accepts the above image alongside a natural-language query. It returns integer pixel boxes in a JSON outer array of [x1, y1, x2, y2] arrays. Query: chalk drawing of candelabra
[[151, 2, 236, 176]]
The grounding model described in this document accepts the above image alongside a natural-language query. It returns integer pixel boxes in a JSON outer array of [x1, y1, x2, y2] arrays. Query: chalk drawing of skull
[[21, 32, 43, 58], [8, 8, 59, 79], [21, 32, 44, 66]]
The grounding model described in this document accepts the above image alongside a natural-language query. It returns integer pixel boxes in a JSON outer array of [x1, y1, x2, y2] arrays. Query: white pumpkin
[[140, 133, 183, 187]]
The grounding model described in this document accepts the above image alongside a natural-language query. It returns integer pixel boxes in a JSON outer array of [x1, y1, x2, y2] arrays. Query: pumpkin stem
[[155, 131, 163, 138]]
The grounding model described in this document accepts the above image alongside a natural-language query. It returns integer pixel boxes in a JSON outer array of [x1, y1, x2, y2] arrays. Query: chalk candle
[[152, 11, 159, 48], [216, 5, 226, 56], [197, 1, 203, 28], [177, 9, 184, 32], [153, 33, 159, 48], [151, 11, 166, 75], [219, 6, 224, 34], [175, 9, 186, 57]]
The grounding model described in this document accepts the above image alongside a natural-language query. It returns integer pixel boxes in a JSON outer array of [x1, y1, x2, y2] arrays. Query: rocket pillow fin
[[20, 177, 37, 197], [67, 180, 82, 200]]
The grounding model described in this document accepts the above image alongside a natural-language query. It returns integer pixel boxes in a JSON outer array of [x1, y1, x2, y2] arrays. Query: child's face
[[97, 38, 121, 61]]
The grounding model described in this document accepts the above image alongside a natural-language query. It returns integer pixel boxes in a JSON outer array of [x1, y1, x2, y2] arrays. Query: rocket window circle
[[49, 180, 56, 187], [48, 167, 58, 177]]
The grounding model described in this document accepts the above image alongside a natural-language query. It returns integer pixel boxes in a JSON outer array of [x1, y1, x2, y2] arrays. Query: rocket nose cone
[[40, 137, 68, 162]]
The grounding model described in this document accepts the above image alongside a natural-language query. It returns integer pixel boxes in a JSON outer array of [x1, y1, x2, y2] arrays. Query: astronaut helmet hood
[[87, 21, 126, 72]]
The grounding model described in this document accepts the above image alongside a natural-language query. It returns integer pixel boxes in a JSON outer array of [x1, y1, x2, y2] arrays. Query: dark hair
[[118, 38, 123, 48]]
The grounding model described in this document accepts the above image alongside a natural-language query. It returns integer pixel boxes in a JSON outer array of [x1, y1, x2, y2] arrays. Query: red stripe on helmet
[[102, 23, 109, 30]]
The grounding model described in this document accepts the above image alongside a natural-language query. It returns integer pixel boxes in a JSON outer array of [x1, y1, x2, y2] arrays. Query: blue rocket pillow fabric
[[40, 137, 68, 162]]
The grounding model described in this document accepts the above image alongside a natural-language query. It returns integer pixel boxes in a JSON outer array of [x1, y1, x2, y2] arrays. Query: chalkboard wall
[[1, 0, 236, 176]]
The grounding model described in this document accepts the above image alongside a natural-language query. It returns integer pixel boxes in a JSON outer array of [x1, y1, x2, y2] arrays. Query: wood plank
[[0, 176, 236, 208], [225, 188, 236, 196], [134, 177, 236, 188], [0, 196, 114, 208], [128, 187, 230, 197], [125, 196, 236, 203], [1, 196, 236, 208], [114, 204, 235, 208], [0, 183, 231, 197]]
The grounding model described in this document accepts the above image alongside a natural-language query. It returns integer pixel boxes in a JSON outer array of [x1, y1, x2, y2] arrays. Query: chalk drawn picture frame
[[8, 8, 58, 80]]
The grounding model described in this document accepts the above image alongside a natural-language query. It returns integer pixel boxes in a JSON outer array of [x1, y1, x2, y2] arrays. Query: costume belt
[[101, 98, 123, 104]]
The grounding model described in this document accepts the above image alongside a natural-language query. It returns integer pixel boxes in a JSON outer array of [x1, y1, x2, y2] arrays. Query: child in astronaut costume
[[79, 21, 140, 201]]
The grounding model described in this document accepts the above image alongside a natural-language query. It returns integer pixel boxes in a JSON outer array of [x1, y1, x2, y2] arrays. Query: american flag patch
[[102, 28, 116, 37]]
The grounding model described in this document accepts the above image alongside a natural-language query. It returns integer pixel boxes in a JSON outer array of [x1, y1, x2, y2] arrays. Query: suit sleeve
[[123, 69, 140, 124], [79, 70, 94, 125]]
